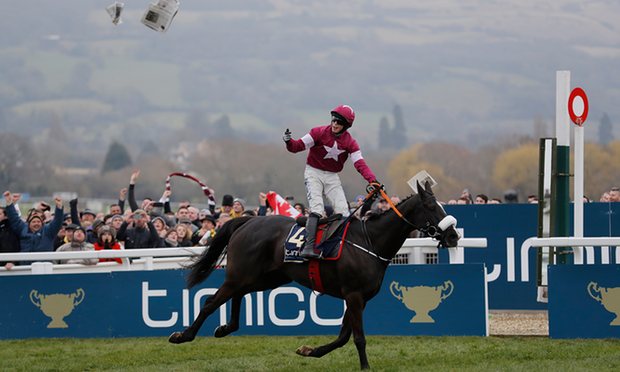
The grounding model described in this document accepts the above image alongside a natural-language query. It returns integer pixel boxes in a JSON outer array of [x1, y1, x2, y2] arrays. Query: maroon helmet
[[331, 105, 355, 127]]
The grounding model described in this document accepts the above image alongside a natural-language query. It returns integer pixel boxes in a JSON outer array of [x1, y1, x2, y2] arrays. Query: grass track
[[1, 336, 619, 371]]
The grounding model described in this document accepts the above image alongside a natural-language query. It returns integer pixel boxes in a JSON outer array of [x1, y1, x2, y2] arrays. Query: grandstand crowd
[[1, 169, 619, 270]]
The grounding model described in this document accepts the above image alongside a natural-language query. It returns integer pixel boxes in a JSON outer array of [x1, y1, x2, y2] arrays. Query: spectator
[[294, 202, 306, 216], [488, 198, 502, 204], [600, 192, 611, 202], [151, 216, 168, 240], [109, 203, 123, 216], [474, 194, 488, 204], [257, 192, 268, 216], [283, 104, 379, 259], [527, 195, 539, 204], [80, 209, 97, 228], [219, 194, 234, 217], [187, 206, 200, 226], [116, 209, 160, 249], [109, 215, 124, 231], [0, 206, 20, 270], [610, 187, 620, 202], [193, 214, 216, 246], [175, 206, 191, 225], [93, 225, 122, 264], [231, 198, 245, 218], [176, 220, 193, 247], [55, 226, 97, 265], [4, 191, 64, 256], [376, 197, 390, 212], [164, 228, 178, 247], [56, 223, 78, 249], [216, 212, 231, 229], [460, 189, 474, 204], [504, 189, 519, 204], [457, 197, 470, 205]]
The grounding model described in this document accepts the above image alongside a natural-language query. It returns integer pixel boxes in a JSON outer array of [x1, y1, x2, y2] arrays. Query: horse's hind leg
[[215, 273, 291, 338], [214, 295, 241, 338], [296, 293, 369, 369], [168, 282, 237, 344], [296, 312, 352, 357]]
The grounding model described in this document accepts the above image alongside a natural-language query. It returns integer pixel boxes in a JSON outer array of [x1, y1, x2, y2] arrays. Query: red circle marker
[[568, 87, 589, 126]]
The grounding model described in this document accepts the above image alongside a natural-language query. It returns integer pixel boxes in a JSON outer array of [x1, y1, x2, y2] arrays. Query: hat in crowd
[[27, 214, 43, 224], [91, 219, 104, 232], [200, 214, 216, 224], [80, 209, 96, 218], [233, 198, 245, 208], [152, 216, 167, 227], [97, 225, 117, 238], [73, 225, 86, 234], [63, 213, 72, 221], [222, 194, 234, 207], [65, 223, 79, 231], [179, 217, 193, 225]]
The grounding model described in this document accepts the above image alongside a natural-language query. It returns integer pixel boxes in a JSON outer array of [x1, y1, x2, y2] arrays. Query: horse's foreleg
[[214, 295, 241, 338], [346, 293, 370, 370], [296, 301, 353, 358], [168, 283, 236, 344]]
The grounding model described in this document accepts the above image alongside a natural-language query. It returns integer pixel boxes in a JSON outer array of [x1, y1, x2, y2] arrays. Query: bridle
[[366, 185, 458, 248]]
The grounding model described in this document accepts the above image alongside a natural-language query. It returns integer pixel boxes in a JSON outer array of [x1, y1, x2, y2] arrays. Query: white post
[[574, 123, 584, 264], [556, 71, 571, 147]]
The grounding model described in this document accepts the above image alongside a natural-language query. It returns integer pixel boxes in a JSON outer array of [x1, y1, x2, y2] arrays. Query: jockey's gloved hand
[[365, 180, 384, 195], [283, 128, 292, 142]]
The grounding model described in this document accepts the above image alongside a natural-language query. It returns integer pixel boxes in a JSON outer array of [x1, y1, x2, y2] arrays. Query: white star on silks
[[323, 142, 346, 161]]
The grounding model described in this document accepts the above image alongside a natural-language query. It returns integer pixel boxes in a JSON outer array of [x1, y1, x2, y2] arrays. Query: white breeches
[[304, 165, 350, 217]]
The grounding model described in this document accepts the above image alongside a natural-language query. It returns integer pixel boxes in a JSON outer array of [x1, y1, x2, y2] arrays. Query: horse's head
[[414, 181, 460, 248]]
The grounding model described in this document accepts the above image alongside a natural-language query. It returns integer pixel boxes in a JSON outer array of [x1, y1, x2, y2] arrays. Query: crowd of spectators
[[1, 170, 619, 270]]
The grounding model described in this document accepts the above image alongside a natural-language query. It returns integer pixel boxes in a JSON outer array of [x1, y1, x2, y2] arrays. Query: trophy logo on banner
[[588, 282, 620, 326], [30, 289, 85, 329], [390, 280, 454, 323]]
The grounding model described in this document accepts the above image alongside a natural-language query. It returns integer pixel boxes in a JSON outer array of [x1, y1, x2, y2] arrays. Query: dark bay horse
[[169, 182, 459, 369]]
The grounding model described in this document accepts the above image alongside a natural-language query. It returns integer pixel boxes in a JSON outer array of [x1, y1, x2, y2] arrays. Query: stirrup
[[300, 247, 321, 259]]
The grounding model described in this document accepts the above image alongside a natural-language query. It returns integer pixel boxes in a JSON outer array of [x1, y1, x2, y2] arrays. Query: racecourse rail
[[0, 237, 487, 276]]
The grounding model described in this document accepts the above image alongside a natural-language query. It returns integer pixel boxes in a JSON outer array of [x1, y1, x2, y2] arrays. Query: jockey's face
[[330, 119, 345, 134]]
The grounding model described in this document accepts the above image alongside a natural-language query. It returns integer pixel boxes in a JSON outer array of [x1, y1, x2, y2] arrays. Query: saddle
[[284, 214, 349, 263], [295, 213, 345, 245]]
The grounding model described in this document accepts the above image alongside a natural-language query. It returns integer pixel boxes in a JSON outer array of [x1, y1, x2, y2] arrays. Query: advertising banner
[[549, 264, 620, 339], [0, 264, 487, 339]]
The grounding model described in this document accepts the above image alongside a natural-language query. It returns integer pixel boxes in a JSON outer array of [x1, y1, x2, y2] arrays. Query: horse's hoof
[[214, 325, 227, 338], [296, 345, 314, 357], [168, 331, 193, 344]]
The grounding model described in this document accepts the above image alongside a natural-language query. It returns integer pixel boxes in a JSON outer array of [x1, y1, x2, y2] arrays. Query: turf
[[1, 335, 618, 371]]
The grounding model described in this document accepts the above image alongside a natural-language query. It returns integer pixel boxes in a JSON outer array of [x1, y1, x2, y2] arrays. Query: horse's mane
[[364, 193, 419, 220]]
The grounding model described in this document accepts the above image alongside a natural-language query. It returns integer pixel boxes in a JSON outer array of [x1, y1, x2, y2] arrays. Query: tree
[[378, 116, 391, 150], [599, 113, 614, 146], [101, 141, 132, 174], [392, 104, 407, 149], [492, 143, 539, 197]]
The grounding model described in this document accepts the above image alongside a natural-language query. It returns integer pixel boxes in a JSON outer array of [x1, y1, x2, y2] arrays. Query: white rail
[[528, 237, 620, 265], [0, 238, 487, 276]]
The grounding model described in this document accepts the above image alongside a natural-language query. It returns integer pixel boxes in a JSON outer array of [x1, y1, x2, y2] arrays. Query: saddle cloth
[[283, 218, 350, 263]]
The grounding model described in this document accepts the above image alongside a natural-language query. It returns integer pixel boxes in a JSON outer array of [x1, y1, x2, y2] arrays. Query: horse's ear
[[424, 181, 433, 194], [416, 181, 425, 196]]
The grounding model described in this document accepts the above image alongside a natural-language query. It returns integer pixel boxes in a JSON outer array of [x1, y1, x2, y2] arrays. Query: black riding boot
[[300, 213, 321, 259]]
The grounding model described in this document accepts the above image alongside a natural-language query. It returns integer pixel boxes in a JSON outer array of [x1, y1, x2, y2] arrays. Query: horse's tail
[[186, 216, 254, 289]]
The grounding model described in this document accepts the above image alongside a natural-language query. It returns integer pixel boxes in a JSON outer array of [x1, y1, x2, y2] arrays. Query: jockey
[[283, 104, 379, 259]]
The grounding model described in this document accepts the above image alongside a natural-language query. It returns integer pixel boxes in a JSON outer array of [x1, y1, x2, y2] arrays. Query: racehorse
[[169, 182, 460, 370]]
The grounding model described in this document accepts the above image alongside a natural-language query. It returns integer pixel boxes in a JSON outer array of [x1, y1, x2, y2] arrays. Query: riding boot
[[300, 213, 321, 259]]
